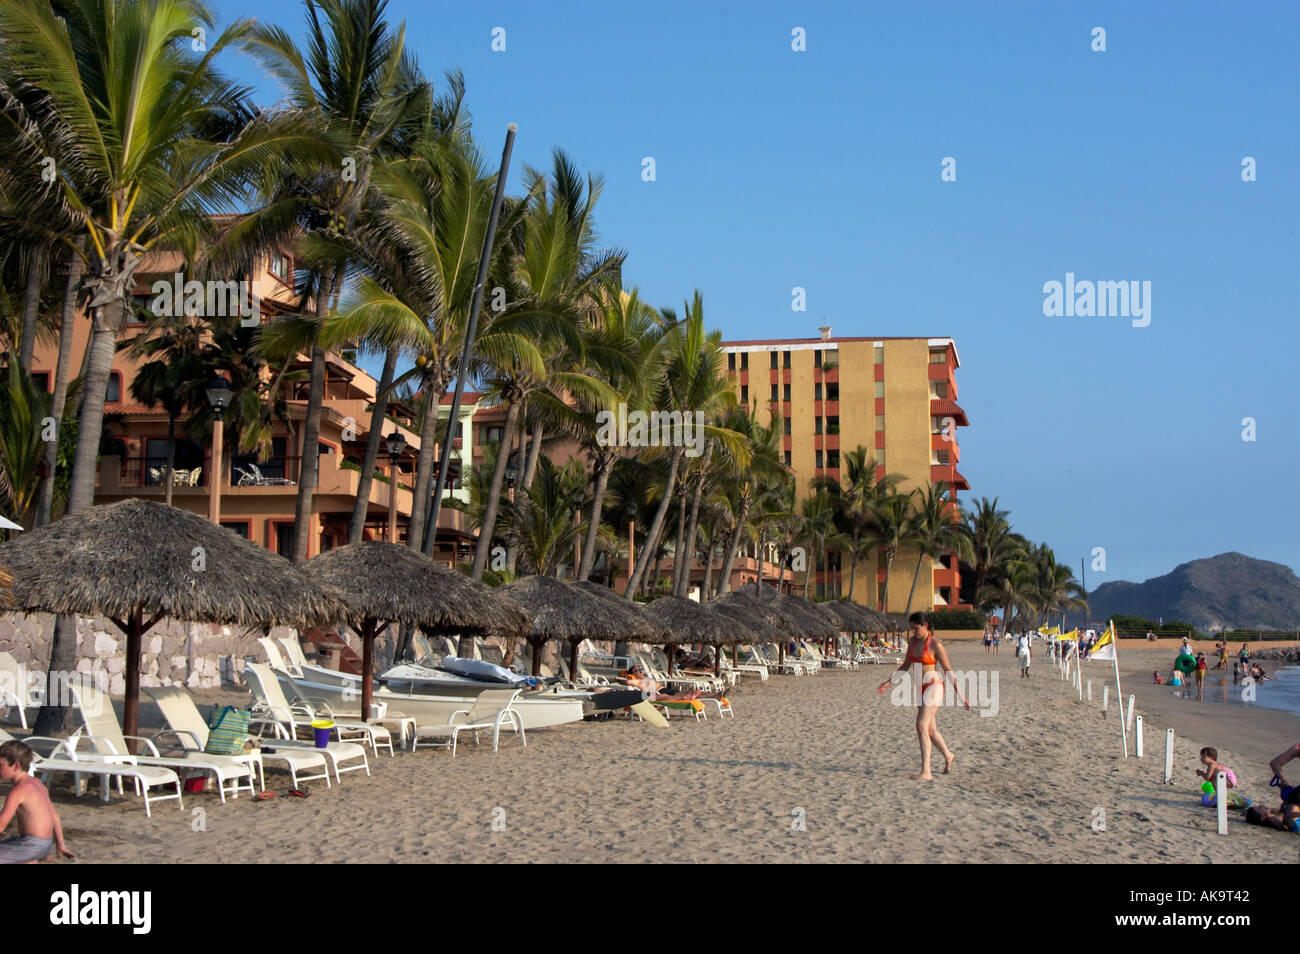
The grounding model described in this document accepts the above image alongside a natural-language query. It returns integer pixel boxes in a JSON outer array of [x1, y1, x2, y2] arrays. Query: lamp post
[[205, 375, 234, 524], [624, 501, 637, 597], [385, 431, 407, 543]]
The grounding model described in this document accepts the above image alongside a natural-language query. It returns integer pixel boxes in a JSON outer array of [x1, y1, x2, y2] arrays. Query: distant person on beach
[[1233, 663, 1241, 684], [1250, 664, 1269, 682], [1017, 633, 1031, 678], [1153, 671, 1163, 685], [992, 632, 1000, 654], [1214, 642, 1228, 671], [0, 740, 74, 863], [1240, 644, 1251, 667], [877, 611, 968, 782], [1196, 747, 1238, 789], [1195, 653, 1208, 701], [983, 632, 991, 654], [1146, 630, 1157, 642], [1181, 635, 1192, 655]]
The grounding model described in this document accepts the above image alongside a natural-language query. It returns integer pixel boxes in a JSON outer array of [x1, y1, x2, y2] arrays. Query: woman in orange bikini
[[877, 611, 968, 781]]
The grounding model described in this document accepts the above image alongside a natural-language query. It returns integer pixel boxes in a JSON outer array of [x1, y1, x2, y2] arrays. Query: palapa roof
[[769, 594, 841, 639], [824, 600, 892, 633], [0, 499, 339, 628], [646, 596, 729, 646], [707, 599, 783, 645], [570, 580, 672, 642], [502, 575, 661, 643], [710, 590, 800, 638], [303, 541, 529, 636]]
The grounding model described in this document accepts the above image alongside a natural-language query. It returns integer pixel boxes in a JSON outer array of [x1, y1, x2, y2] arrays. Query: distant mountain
[[1084, 553, 1300, 632]]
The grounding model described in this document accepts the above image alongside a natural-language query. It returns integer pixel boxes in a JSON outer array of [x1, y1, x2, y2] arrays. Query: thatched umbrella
[[707, 599, 786, 675], [502, 576, 660, 677], [570, 580, 671, 675], [303, 541, 530, 715], [646, 597, 728, 670], [0, 499, 341, 743]]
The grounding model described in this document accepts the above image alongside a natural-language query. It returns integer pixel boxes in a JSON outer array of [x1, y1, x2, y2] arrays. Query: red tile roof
[[930, 400, 969, 426]]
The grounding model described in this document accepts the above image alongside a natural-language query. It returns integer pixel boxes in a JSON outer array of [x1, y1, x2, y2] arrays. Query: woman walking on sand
[[878, 612, 969, 781]]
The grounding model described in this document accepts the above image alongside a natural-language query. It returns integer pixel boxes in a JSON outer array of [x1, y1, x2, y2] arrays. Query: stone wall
[[0, 611, 316, 695]]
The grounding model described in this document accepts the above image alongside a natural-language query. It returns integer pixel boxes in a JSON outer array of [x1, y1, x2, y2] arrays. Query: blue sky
[[216, 0, 1300, 587]]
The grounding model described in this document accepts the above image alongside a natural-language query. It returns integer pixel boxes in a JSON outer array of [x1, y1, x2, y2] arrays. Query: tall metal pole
[[1080, 556, 1087, 631], [421, 124, 517, 556]]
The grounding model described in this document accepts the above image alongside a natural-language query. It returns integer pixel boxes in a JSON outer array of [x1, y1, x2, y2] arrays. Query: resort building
[[719, 327, 971, 612], [29, 241, 478, 566]]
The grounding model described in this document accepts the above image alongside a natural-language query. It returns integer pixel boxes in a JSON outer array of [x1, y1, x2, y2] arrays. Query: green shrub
[[928, 608, 984, 630]]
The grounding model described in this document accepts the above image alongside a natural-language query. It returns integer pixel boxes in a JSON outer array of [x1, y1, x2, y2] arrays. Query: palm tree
[[961, 497, 1018, 613], [469, 150, 622, 581], [1, 0, 328, 733], [0, 354, 48, 528], [501, 455, 585, 577], [811, 445, 901, 603], [623, 293, 747, 599], [241, 0, 431, 560], [868, 491, 918, 612], [713, 402, 785, 596], [987, 558, 1037, 634], [903, 483, 972, 616], [798, 490, 840, 598]]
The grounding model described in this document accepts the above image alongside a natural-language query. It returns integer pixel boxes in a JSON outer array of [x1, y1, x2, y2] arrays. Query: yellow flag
[[1090, 623, 1116, 661], [1043, 625, 1061, 637]]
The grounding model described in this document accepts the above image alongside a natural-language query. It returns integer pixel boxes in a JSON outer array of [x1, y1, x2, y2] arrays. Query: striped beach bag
[[204, 706, 252, 755]]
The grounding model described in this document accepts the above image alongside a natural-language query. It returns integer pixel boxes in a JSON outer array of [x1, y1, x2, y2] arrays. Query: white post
[[1135, 715, 1143, 758], [1077, 664, 1083, 701], [1087, 679, 1092, 702], [1164, 729, 1174, 784], [1103, 685, 1109, 712], [1216, 771, 1228, 835], [1126, 695, 1136, 734]]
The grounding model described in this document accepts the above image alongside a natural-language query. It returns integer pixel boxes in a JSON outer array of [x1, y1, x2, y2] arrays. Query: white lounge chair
[[0, 727, 184, 818], [144, 686, 331, 791], [262, 664, 395, 756], [68, 683, 257, 802], [0, 651, 42, 729], [243, 664, 372, 781], [410, 688, 525, 758], [719, 647, 768, 681]]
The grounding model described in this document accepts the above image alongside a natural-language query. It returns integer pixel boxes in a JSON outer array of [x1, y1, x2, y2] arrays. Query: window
[[814, 383, 822, 401], [783, 417, 791, 436], [783, 451, 791, 466], [826, 383, 839, 401], [875, 414, 885, 431], [782, 351, 791, 369], [929, 349, 947, 364], [827, 416, 839, 435], [823, 351, 838, 368], [740, 384, 748, 405], [930, 380, 948, 399], [873, 343, 884, 363], [727, 353, 735, 372], [740, 352, 749, 371], [105, 373, 122, 403], [319, 532, 336, 553], [484, 425, 504, 445], [814, 417, 822, 435], [231, 436, 288, 485], [827, 450, 840, 469], [877, 448, 885, 468], [874, 381, 885, 399], [815, 450, 824, 469], [220, 521, 250, 539], [274, 523, 295, 556], [129, 293, 153, 325], [770, 351, 778, 369], [318, 441, 334, 457], [270, 250, 292, 283], [146, 438, 204, 485], [770, 384, 778, 402], [31, 371, 49, 392], [932, 449, 950, 465], [782, 383, 790, 402]]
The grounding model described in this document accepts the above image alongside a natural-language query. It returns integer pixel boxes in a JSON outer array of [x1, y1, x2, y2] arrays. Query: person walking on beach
[[992, 631, 1000, 654], [1017, 632, 1031, 678], [983, 631, 992, 654], [1239, 643, 1251, 668], [1194, 653, 1207, 702], [877, 612, 968, 782]]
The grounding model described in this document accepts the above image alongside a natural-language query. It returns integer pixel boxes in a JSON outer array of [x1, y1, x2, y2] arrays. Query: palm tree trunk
[[290, 270, 337, 562], [847, 528, 861, 601], [715, 498, 749, 595], [36, 243, 85, 526], [625, 447, 682, 599], [18, 248, 45, 373], [576, 454, 611, 581], [405, 374, 446, 553], [882, 554, 895, 611], [163, 413, 177, 508], [348, 345, 398, 544], [678, 459, 708, 596], [671, 490, 688, 595], [904, 549, 925, 617], [37, 283, 117, 734], [755, 526, 766, 594], [506, 418, 543, 575], [471, 399, 522, 580], [291, 344, 326, 562], [701, 527, 716, 599]]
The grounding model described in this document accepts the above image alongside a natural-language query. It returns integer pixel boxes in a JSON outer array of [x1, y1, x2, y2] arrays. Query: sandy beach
[[26, 641, 1300, 864]]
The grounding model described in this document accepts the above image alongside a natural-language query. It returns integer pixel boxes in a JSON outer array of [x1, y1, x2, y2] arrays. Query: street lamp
[[205, 375, 234, 524], [385, 431, 406, 543]]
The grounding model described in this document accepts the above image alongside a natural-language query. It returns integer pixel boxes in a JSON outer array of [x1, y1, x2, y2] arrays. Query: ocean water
[[1160, 666, 1300, 720]]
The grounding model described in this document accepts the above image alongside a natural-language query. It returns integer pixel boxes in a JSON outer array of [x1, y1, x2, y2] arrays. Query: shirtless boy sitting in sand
[[0, 739, 74, 864]]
